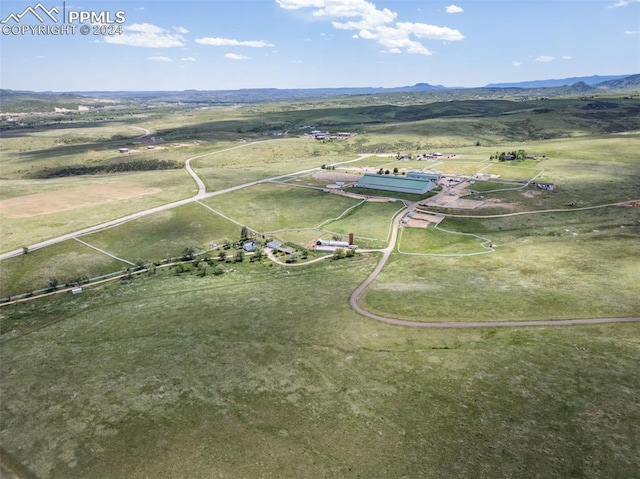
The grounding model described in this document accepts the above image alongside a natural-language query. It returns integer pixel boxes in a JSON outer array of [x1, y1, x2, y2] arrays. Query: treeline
[[32, 159, 181, 178]]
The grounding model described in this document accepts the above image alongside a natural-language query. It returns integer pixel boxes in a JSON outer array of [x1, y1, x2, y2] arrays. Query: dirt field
[[0, 183, 162, 218], [312, 172, 361, 182]]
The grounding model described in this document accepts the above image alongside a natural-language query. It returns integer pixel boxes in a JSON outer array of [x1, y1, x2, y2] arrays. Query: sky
[[0, 0, 638, 91]]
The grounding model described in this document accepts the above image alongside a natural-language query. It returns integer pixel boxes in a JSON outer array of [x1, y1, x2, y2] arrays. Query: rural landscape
[[1, 73, 639, 478]]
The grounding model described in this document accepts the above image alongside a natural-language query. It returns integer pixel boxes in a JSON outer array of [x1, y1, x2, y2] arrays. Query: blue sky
[[1, 0, 638, 91]]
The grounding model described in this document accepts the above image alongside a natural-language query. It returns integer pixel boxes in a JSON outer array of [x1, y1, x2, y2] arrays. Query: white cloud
[[562, 55, 572, 60], [195, 37, 274, 47], [609, 0, 640, 8], [535, 55, 554, 62], [511, 61, 521, 67], [181, 57, 197, 62], [276, 0, 463, 55], [396, 22, 464, 41], [104, 23, 186, 48], [624, 30, 638, 34], [445, 5, 464, 14], [224, 53, 251, 60], [147, 56, 172, 62], [173, 26, 189, 34]]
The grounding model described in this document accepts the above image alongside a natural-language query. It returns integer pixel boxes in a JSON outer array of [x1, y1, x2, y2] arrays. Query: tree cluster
[[33, 159, 181, 178]]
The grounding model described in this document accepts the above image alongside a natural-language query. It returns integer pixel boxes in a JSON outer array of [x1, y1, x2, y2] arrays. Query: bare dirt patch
[[0, 183, 162, 218], [414, 213, 445, 225], [312, 172, 361, 183], [405, 219, 429, 228], [522, 190, 541, 199]]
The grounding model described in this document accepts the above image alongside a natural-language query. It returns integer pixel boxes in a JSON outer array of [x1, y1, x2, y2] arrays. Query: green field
[[80, 202, 241, 264], [1, 92, 639, 478], [1, 259, 638, 478], [200, 183, 360, 234]]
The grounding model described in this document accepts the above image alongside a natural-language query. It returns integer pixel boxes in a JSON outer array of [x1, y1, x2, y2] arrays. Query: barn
[[356, 174, 438, 195]]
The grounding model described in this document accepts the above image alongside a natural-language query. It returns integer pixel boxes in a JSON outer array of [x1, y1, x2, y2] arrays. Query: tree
[[213, 265, 225, 275], [235, 250, 244, 263], [218, 251, 227, 262], [182, 247, 195, 261], [393, 167, 399, 174], [384, 169, 390, 175], [22, 246, 28, 255], [475, 140, 481, 146], [377, 168, 384, 175], [240, 225, 249, 241]]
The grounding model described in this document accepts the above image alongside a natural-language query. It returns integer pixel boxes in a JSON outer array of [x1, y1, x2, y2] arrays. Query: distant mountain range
[[2, 74, 638, 112], [484, 74, 635, 89]]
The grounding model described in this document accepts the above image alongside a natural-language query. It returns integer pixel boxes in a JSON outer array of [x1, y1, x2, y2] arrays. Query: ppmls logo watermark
[[2, 2, 126, 36]]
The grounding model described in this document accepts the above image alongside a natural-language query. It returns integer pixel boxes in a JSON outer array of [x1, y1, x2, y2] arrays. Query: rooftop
[[356, 174, 438, 195]]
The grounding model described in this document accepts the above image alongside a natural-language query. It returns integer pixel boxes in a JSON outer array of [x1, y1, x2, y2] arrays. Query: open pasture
[[80, 202, 241, 264], [322, 201, 403, 245], [397, 224, 490, 255], [1, 92, 639, 479], [1, 258, 638, 478], [201, 183, 360, 234], [0, 170, 196, 253], [363, 228, 640, 322], [0, 240, 123, 298]]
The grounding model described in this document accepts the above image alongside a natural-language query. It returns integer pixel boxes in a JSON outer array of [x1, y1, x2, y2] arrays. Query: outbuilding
[[356, 173, 438, 195]]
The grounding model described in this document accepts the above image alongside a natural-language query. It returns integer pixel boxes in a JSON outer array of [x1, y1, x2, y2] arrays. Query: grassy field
[[322, 201, 404, 245], [0, 240, 124, 298], [200, 183, 361, 234], [364, 227, 640, 322], [0, 170, 196, 253], [1, 259, 638, 478], [397, 225, 490, 255], [78, 202, 243, 263], [1, 93, 639, 478]]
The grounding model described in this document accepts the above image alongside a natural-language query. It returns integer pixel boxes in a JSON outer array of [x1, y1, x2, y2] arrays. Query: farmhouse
[[242, 241, 257, 252], [356, 173, 438, 195], [266, 240, 294, 255]]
